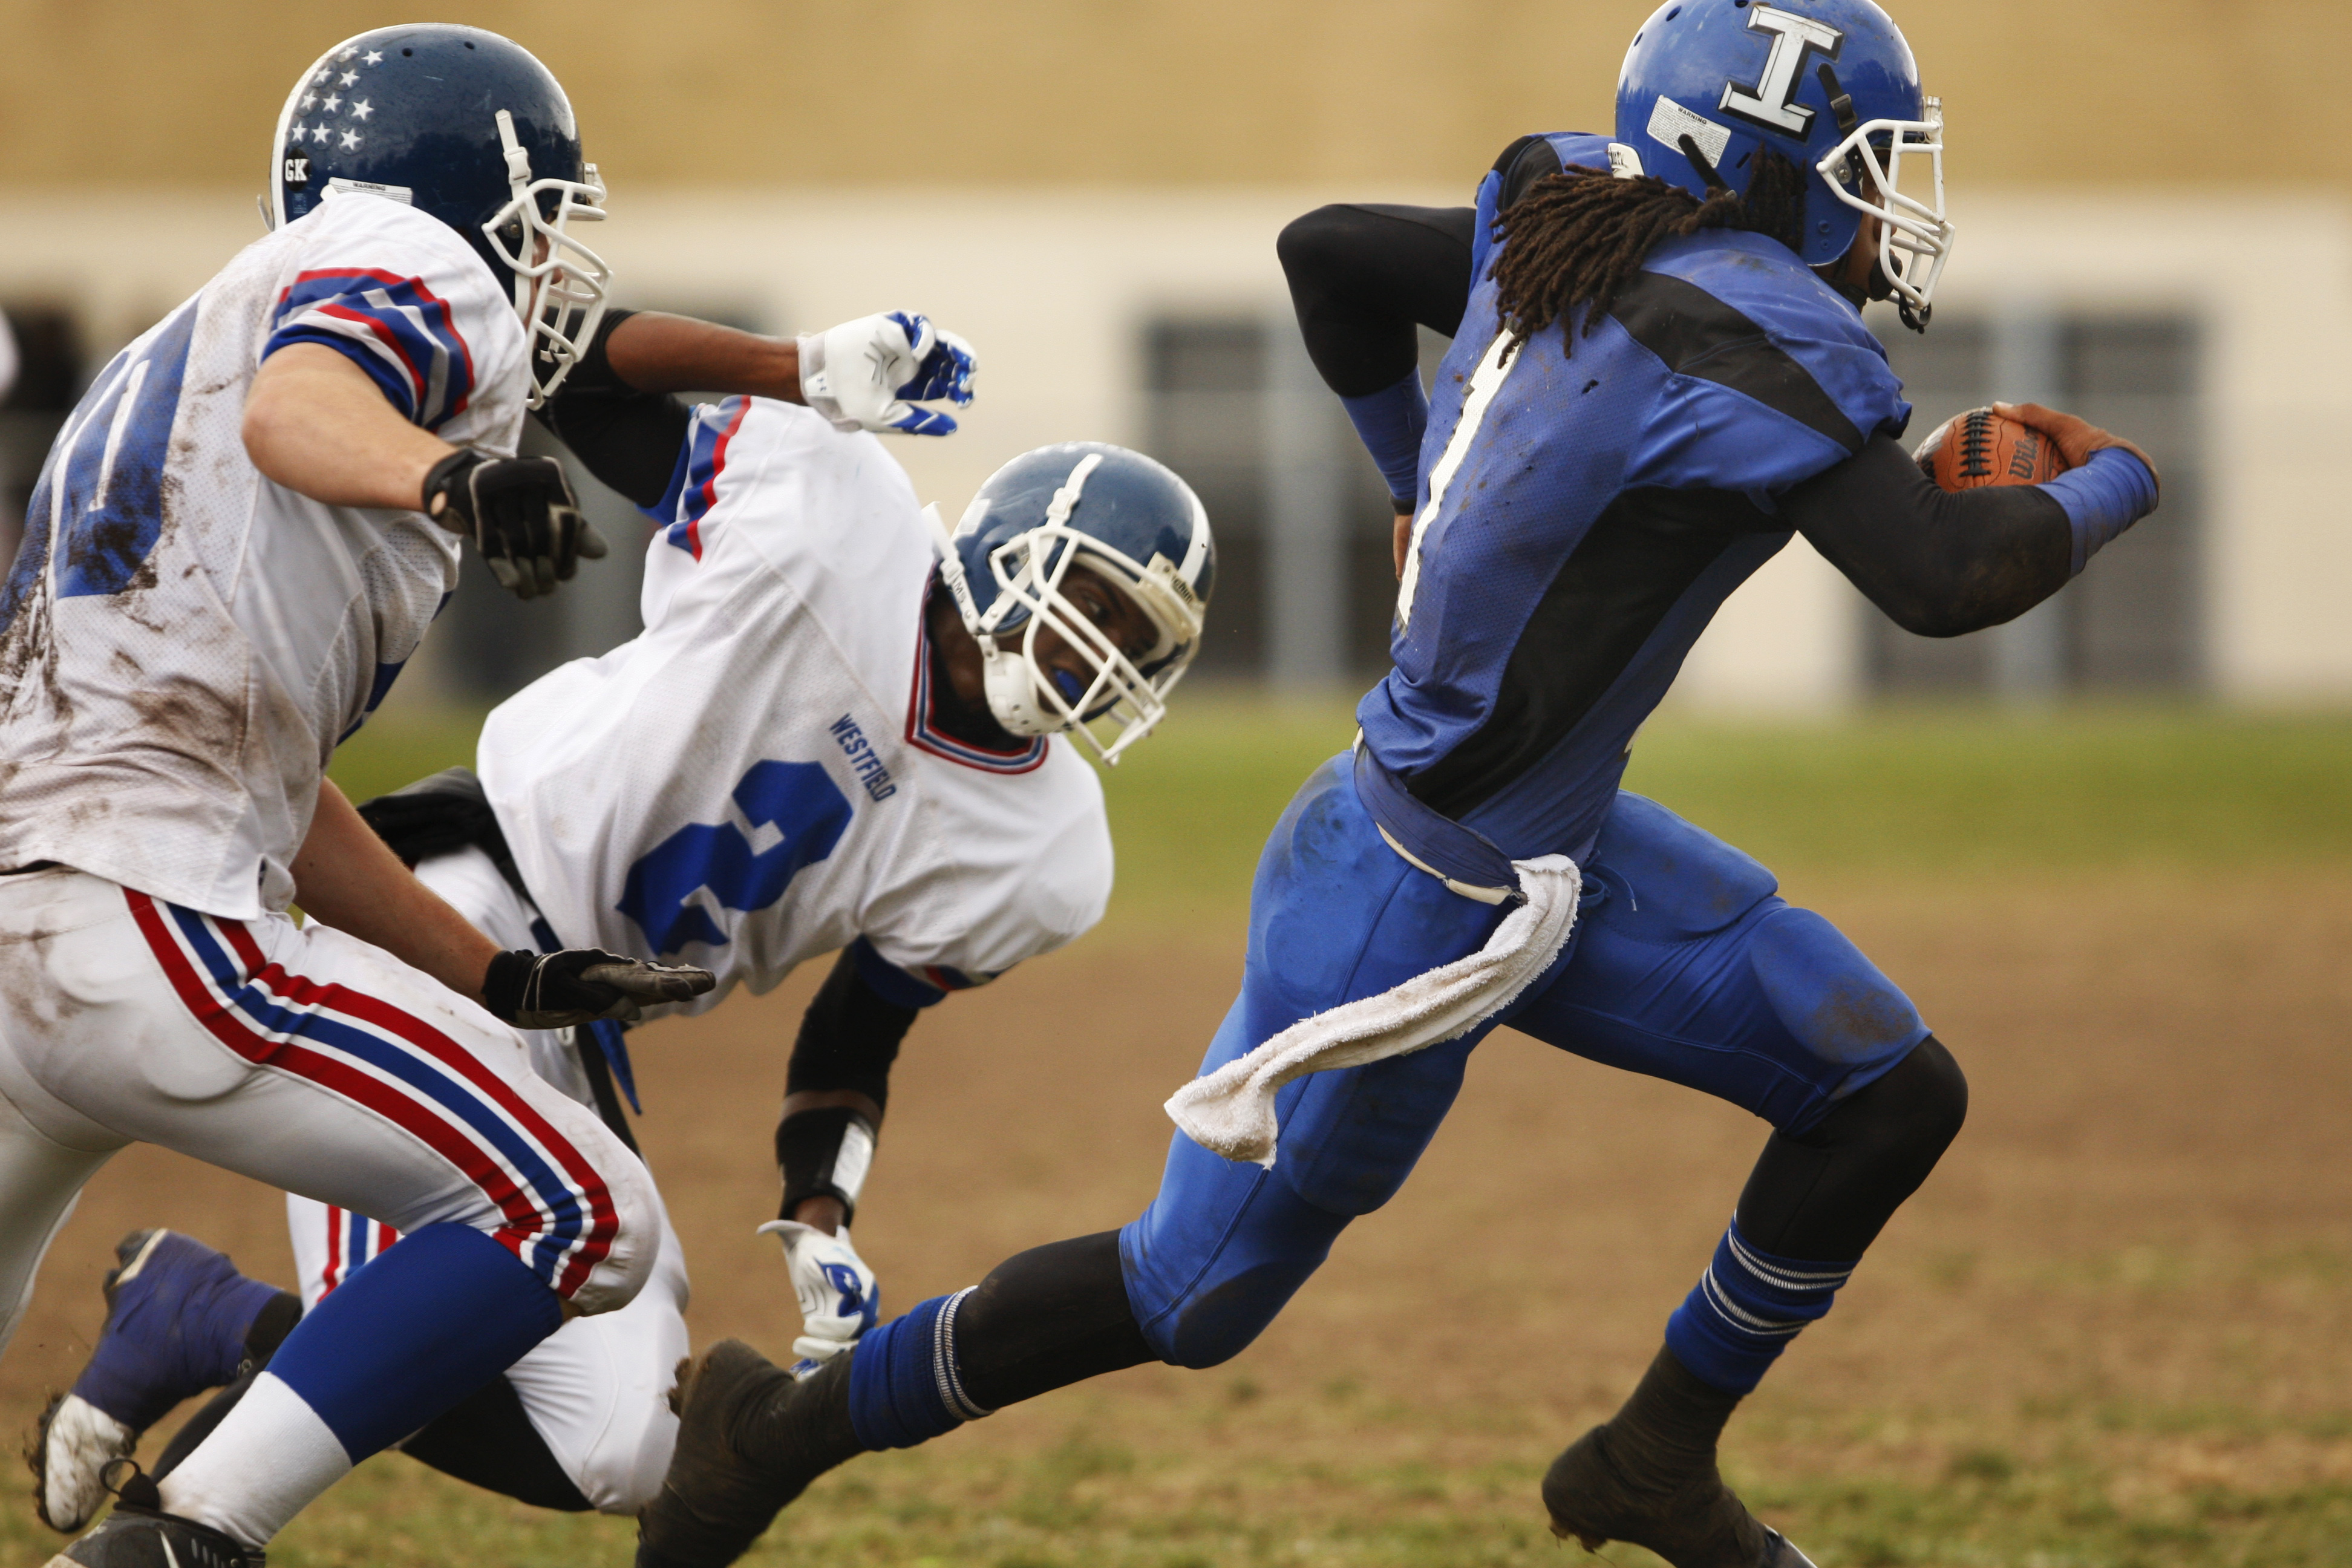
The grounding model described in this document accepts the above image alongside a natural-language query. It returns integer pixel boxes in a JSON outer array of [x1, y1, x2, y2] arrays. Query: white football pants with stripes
[[287, 843, 690, 1514], [0, 864, 659, 1420]]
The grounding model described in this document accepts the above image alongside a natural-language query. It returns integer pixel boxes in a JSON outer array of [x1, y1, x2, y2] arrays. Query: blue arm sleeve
[[1340, 371, 1430, 509], [2042, 447, 2160, 576]]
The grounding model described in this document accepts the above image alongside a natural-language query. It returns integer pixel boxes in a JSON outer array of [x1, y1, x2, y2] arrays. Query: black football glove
[[422, 450, 609, 601], [483, 948, 716, 1030]]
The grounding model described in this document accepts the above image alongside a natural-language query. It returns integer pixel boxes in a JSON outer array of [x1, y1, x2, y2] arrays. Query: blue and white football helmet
[[268, 26, 610, 405], [930, 443, 1216, 765], [1613, 0, 1952, 324]]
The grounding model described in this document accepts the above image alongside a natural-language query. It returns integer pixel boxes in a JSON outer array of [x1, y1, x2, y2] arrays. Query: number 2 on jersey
[[618, 760, 855, 957]]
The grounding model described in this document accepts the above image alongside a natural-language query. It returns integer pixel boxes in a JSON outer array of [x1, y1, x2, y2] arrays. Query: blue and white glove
[[797, 310, 977, 437], [757, 1219, 881, 1373]]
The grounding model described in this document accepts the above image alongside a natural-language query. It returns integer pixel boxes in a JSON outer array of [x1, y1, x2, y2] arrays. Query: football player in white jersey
[[28, 302, 1215, 1527], [0, 25, 771, 1568]]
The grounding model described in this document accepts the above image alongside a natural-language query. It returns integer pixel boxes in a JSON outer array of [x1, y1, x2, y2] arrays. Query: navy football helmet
[[1613, 0, 1952, 325], [930, 443, 1215, 765], [268, 26, 610, 405]]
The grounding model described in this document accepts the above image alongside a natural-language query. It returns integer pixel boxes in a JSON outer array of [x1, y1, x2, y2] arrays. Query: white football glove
[[757, 1219, 880, 1368], [797, 311, 977, 437]]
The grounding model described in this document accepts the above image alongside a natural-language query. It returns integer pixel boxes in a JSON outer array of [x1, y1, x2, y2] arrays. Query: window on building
[[1870, 310, 2202, 697], [1139, 315, 1407, 686]]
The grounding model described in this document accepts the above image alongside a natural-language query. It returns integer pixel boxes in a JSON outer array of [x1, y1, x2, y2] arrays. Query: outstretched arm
[[244, 344, 456, 510], [536, 309, 978, 511], [248, 345, 599, 599], [1786, 413, 2160, 638], [296, 778, 714, 1027], [293, 777, 501, 1002]]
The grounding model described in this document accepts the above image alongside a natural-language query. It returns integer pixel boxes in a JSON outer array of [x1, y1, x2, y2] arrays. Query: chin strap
[[494, 110, 537, 327], [924, 503, 1013, 691]]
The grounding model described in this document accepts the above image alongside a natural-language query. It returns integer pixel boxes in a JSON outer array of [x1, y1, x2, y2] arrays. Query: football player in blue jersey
[[632, 5, 2163, 1567]]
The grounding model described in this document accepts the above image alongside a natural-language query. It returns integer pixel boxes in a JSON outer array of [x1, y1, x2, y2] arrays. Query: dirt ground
[[5, 867, 2352, 1563]]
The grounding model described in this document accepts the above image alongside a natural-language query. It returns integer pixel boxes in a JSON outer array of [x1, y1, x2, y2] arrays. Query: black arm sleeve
[[782, 946, 920, 1107], [1783, 433, 2074, 638], [1274, 136, 1571, 400], [774, 949, 923, 1221], [529, 309, 695, 509], [1276, 203, 1477, 397]]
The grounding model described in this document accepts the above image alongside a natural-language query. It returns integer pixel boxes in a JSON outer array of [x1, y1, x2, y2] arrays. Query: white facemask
[[482, 108, 612, 409], [924, 456, 1207, 766]]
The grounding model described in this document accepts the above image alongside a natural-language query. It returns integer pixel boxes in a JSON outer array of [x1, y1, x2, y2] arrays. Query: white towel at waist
[[1164, 854, 1581, 1168]]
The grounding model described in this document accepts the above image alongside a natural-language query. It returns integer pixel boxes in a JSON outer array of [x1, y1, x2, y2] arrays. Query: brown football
[[1913, 407, 2071, 489]]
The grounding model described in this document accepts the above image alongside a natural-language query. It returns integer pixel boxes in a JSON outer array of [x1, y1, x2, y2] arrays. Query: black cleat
[[638, 1341, 841, 1568], [1541, 1348, 1817, 1568], [43, 1468, 262, 1568]]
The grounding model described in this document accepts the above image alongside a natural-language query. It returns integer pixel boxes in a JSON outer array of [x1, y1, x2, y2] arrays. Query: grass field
[[5, 697, 2351, 1568], [324, 694, 2352, 911]]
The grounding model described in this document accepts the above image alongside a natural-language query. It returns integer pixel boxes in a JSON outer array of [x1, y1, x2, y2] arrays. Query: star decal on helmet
[[339, 131, 362, 150], [350, 100, 371, 120], [322, 94, 341, 112]]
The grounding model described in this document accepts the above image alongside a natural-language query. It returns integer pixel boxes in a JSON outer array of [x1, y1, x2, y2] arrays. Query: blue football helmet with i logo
[[930, 443, 1217, 766], [1613, 0, 1953, 327], [267, 25, 612, 405]]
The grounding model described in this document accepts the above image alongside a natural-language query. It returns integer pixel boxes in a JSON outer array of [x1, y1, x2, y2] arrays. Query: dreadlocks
[[1489, 145, 1810, 361]]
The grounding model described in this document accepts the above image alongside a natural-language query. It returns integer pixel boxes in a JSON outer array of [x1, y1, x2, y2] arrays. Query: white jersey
[[479, 397, 1112, 1011], [0, 193, 526, 918]]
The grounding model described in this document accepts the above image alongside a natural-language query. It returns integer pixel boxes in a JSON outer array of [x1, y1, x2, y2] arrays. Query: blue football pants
[[1117, 755, 1929, 1368]]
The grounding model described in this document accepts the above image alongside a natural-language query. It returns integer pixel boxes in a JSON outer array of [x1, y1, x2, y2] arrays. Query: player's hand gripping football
[[422, 449, 609, 601], [797, 311, 978, 437], [1990, 402, 2161, 498], [482, 948, 715, 1030], [756, 1219, 881, 1371]]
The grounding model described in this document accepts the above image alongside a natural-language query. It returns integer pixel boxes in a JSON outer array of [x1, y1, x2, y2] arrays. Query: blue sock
[[73, 1235, 286, 1428], [846, 1289, 991, 1451], [263, 1223, 561, 1461], [1663, 1220, 1857, 1394]]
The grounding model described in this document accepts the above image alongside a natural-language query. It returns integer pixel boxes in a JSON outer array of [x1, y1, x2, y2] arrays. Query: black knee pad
[[1737, 1037, 1968, 1260], [1846, 1036, 1968, 1155]]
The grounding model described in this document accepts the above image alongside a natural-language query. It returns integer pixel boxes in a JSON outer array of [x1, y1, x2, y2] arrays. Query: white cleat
[[31, 1393, 138, 1534]]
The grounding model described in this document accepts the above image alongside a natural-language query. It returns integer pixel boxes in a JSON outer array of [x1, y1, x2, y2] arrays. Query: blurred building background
[[2, 0, 2347, 710]]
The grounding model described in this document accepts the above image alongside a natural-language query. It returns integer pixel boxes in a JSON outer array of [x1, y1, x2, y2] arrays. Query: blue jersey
[[1357, 131, 1910, 864]]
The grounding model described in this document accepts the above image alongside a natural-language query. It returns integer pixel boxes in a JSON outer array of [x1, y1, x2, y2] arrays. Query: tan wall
[[3, 1, 2347, 193]]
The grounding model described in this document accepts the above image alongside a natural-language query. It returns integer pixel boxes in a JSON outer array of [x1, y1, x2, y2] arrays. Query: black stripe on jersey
[[1495, 135, 1566, 207], [1405, 488, 1779, 821], [1607, 272, 1865, 454]]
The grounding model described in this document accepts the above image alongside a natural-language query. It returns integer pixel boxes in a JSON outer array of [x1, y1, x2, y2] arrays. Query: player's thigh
[[1121, 756, 1503, 1365], [0, 1093, 117, 1358], [1512, 795, 1927, 1132], [17, 882, 655, 1312], [500, 1200, 690, 1514]]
